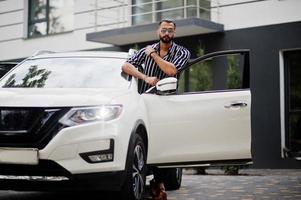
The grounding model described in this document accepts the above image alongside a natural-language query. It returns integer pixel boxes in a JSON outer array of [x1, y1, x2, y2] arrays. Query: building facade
[[0, 0, 301, 168]]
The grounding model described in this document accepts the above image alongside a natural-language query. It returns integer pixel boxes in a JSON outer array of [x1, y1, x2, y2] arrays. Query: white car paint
[[143, 90, 251, 164], [0, 88, 130, 107], [0, 50, 252, 195]]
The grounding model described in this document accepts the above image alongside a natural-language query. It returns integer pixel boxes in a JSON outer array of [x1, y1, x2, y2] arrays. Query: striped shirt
[[127, 42, 190, 93]]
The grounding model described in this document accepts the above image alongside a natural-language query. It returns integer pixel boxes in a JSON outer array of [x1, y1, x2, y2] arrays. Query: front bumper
[[0, 104, 141, 189], [38, 120, 131, 174], [0, 125, 129, 191], [0, 160, 126, 191]]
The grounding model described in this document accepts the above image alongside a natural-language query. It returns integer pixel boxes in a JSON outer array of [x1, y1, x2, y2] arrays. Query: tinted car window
[[0, 63, 16, 78], [178, 53, 245, 93], [0, 57, 129, 89]]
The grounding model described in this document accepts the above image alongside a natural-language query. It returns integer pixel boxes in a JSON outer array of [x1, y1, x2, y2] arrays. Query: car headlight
[[59, 105, 122, 127]]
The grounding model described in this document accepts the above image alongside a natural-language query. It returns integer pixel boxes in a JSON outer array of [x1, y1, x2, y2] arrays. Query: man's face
[[158, 22, 176, 44]]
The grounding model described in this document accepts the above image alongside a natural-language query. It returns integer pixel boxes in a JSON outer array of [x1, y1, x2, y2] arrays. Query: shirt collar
[[154, 41, 176, 54]]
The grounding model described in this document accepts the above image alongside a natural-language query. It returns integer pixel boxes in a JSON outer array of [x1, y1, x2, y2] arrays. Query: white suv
[[0, 50, 252, 200]]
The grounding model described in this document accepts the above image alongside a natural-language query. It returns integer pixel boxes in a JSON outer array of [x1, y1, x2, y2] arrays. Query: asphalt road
[[0, 169, 300, 200]]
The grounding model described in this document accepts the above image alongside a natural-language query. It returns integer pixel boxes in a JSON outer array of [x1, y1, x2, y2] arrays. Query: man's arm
[[145, 47, 177, 76], [121, 62, 159, 86]]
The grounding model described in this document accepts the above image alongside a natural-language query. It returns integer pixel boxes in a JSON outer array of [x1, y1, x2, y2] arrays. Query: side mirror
[[128, 49, 137, 58], [156, 77, 177, 95]]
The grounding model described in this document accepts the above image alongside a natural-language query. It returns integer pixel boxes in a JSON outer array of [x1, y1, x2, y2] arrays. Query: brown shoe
[[153, 190, 167, 200], [150, 180, 167, 200]]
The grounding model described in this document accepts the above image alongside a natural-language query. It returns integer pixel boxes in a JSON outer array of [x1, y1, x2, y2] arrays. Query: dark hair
[[158, 19, 176, 29]]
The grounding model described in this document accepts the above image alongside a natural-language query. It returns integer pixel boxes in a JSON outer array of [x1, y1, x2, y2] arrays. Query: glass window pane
[[0, 58, 129, 89], [157, 0, 184, 21], [187, 0, 197, 5], [289, 52, 301, 110], [160, 0, 183, 9], [177, 72, 186, 93], [289, 114, 301, 152], [28, 22, 47, 37], [199, 0, 210, 20], [178, 58, 213, 93], [132, 0, 152, 25], [131, 0, 211, 25], [160, 9, 184, 20], [29, 0, 47, 21], [187, 7, 197, 18], [284, 50, 301, 153], [49, 0, 74, 34], [133, 0, 152, 13], [0, 63, 16, 78], [178, 54, 244, 93], [226, 54, 243, 89], [132, 13, 152, 25]]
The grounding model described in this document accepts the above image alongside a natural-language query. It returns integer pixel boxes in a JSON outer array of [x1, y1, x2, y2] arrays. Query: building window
[[132, 0, 210, 26], [132, 0, 153, 25], [28, 0, 74, 38], [156, 0, 184, 21], [284, 50, 301, 155]]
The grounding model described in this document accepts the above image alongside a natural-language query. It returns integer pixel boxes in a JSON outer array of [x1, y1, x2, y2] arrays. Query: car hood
[[0, 88, 130, 107]]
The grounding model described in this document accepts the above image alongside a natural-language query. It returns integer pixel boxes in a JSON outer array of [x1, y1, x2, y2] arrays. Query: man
[[122, 19, 190, 94], [122, 19, 190, 200]]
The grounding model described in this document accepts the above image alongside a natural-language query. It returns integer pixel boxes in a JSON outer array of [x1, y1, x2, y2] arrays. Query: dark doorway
[[284, 50, 301, 157]]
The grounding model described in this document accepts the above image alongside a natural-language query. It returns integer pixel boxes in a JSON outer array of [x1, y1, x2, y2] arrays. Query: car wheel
[[121, 134, 146, 200], [163, 168, 182, 190]]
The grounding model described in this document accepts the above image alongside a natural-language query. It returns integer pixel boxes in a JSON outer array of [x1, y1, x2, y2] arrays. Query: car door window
[[178, 53, 248, 93]]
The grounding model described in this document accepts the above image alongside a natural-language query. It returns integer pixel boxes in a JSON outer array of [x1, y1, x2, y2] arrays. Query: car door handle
[[224, 102, 248, 109]]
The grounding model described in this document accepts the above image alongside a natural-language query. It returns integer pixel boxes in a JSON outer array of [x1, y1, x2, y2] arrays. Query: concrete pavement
[[0, 168, 300, 199], [161, 168, 301, 200]]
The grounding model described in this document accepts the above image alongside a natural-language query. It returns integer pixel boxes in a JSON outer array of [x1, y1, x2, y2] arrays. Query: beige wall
[[211, 0, 301, 30], [1, 0, 301, 61]]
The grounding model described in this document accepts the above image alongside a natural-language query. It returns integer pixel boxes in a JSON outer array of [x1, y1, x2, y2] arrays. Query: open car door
[[142, 50, 252, 167]]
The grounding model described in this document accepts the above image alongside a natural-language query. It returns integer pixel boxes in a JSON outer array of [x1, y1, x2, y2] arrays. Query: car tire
[[120, 134, 147, 200], [163, 168, 182, 190]]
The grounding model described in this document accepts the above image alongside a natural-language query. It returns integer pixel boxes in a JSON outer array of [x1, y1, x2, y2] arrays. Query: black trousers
[[152, 166, 169, 183]]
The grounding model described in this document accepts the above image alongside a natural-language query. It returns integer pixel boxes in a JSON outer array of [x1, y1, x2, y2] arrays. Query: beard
[[160, 35, 173, 44]]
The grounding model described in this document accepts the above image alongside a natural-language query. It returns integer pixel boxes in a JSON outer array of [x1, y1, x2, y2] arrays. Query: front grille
[[0, 159, 72, 177], [0, 107, 70, 149]]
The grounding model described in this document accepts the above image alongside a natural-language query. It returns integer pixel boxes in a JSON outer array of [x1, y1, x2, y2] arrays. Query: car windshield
[[0, 57, 130, 89]]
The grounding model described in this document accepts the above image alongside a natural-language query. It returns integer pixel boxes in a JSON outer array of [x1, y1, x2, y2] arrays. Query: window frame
[[27, 0, 73, 38], [131, 0, 211, 26], [283, 49, 301, 157], [28, 0, 49, 38], [177, 49, 250, 94]]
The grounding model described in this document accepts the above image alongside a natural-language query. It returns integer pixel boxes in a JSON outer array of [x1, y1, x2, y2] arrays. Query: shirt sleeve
[[126, 47, 146, 69], [172, 47, 191, 71]]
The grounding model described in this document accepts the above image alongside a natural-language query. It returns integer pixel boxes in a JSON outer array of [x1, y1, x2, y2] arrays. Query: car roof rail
[[128, 49, 137, 57], [30, 50, 55, 57]]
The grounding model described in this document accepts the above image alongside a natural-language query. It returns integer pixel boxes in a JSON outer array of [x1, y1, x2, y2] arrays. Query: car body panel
[[0, 88, 130, 107], [143, 90, 251, 164], [0, 50, 252, 193]]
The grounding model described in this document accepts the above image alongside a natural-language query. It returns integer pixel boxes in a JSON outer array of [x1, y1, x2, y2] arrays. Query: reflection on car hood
[[0, 88, 129, 107]]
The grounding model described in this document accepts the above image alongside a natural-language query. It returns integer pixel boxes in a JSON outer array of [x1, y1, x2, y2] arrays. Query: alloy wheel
[[132, 145, 145, 199]]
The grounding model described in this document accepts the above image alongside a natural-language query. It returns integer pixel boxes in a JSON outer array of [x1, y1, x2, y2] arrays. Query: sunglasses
[[160, 29, 174, 34]]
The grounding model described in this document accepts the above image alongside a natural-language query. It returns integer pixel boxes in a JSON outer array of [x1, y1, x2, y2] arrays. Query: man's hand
[[144, 76, 159, 86], [122, 63, 159, 85], [145, 46, 156, 57], [144, 46, 177, 76]]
